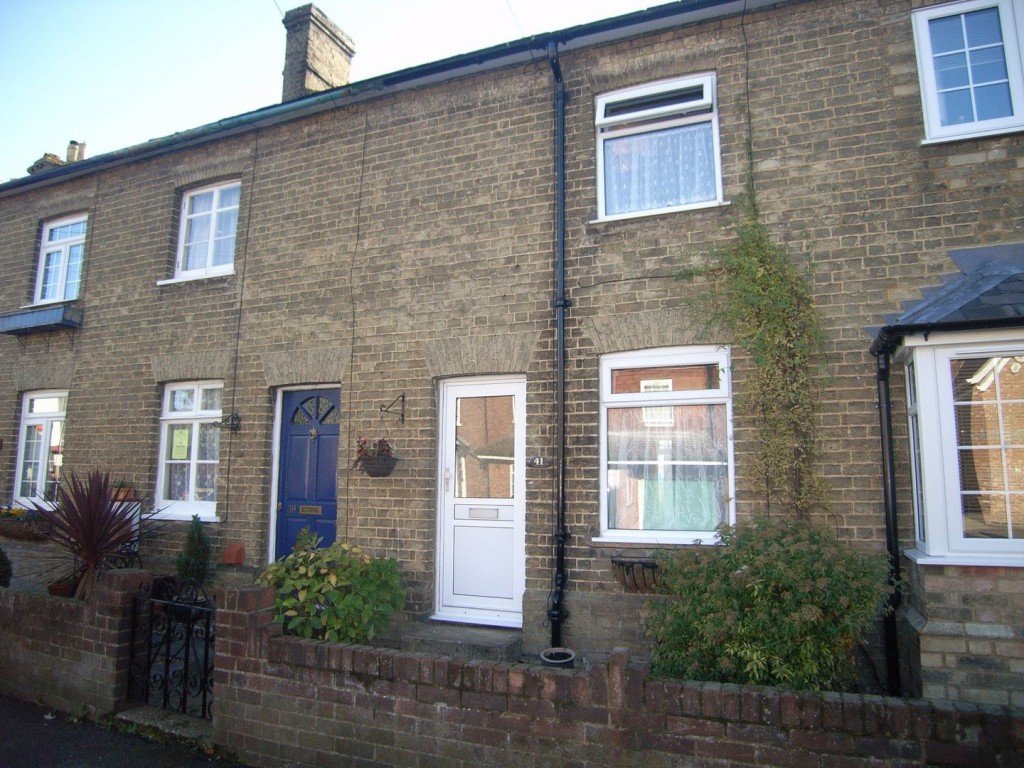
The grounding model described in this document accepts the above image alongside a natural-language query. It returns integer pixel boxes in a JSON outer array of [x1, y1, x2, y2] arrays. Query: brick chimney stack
[[281, 4, 355, 103]]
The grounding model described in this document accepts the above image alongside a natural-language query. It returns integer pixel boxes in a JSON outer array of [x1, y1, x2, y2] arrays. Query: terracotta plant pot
[[47, 578, 78, 598]]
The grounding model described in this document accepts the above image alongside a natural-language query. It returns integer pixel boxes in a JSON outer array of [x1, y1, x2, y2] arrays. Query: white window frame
[[597, 346, 735, 545], [169, 181, 240, 282], [595, 73, 724, 221], [912, 0, 1024, 143], [34, 214, 86, 304], [14, 390, 67, 507], [901, 329, 1024, 566], [154, 381, 223, 521]]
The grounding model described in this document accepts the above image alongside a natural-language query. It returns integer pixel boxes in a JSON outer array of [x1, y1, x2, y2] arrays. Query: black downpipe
[[547, 42, 571, 648], [874, 345, 903, 696]]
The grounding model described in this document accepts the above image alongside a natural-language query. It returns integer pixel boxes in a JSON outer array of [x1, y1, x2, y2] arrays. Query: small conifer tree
[[175, 514, 211, 584]]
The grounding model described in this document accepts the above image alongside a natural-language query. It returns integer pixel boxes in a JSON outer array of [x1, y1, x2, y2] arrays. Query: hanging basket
[[358, 455, 399, 477]]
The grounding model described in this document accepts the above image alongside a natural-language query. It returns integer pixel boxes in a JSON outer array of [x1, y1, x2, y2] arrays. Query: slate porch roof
[[868, 242, 1024, 355]]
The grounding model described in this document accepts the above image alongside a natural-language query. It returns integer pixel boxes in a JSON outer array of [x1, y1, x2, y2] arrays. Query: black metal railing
[[129, 576, 215, 720]]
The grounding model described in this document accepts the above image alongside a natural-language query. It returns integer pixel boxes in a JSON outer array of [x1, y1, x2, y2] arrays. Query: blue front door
[[276, 390, 340, 559]]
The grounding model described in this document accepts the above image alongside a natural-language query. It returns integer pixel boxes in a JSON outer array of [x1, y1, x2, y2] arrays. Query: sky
[[0, 0, 659, 183]]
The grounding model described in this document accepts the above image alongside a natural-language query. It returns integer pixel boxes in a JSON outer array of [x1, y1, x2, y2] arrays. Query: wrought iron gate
[[129, 576, 215, 719]]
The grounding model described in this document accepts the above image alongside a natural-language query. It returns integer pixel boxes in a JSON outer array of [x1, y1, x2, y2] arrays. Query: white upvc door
[[435, 376, 525, 627]]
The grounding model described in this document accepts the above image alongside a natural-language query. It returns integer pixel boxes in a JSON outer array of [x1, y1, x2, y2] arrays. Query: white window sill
[[156, 270, 235, 287], [921, 122, 1024, 145], [904, 547, 1024, 568], [591, 198, 729, 224], [592, 532, 721, 547], [152, 505, 219, 523]]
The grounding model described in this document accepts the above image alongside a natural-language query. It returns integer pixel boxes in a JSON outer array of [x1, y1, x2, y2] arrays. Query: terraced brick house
[[0, 0, 1021, 706]]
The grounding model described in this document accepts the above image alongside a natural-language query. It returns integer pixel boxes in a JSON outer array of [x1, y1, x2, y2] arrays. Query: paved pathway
[[0, 695, 248, 767]]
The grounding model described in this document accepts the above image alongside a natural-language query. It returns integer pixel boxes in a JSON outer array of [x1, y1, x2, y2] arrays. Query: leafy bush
[[256, 538, 404, 643], [645, 516, 895, 691], [0, 547, 11, 588], [175, 514, 212, 584]]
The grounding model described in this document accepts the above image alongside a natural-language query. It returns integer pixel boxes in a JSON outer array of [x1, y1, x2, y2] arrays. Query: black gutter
[[547, 42, 570, 649], [872, 348, 902, 697], [1, 0, 793, 199]]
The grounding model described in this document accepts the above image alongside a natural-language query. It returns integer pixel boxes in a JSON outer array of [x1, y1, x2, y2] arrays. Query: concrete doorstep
[[115, 705, 214, 754]]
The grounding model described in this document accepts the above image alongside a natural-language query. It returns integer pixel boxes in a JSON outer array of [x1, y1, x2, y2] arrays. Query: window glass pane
[[455, 395, 514, 499], [185, 215, 211, 247], [939, 88, 977, 125], [218, 184, 240, 209], [64, 244, 83, 300], [971, 45, 1008, 83], [188, 191, 213, 215], [39, 251, 61, 300], [935, 52, 970, 90], [170, 389, 195, 413], [606, 404, 727, 532], [164, 463, 190, 501], [212, 235, 235, 267], [184, 242, 208, 271], [166, 423, 193, 460], [195, 464, 217, 502], [200, 387, 222, 411], [18, 424, 43, 497], [28, 395, 66, 414], [930, 14, 965, 54], [612, 364, 719, 394], [964, 7, 1003, 47], [603, 121, 715, 215], [197, 424, 220, 461], [975, 82, 1013, 120], [215, 208, 238, 239], [958, 447, 1007, 491]]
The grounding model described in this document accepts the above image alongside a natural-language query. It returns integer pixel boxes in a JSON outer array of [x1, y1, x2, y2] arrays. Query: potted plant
[[0, 506, 49, 541], [46, 570, 80, 597], [32, 470, 147, 600], [352, 436, 398, 477]]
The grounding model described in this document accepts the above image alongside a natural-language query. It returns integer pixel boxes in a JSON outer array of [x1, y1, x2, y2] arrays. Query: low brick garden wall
[[214, 585, 1024, 768], [0, 569, 149, 716], [2, 575, 1021, 765]]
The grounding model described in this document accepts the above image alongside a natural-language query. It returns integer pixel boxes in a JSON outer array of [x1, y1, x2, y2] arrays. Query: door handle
[[444, 468, 450, 492]]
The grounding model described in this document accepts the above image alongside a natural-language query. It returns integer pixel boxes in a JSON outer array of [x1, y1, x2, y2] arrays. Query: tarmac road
[[0, 694, 248, 768]]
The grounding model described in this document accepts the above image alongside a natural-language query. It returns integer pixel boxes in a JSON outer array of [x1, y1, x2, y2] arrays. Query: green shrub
[[645, 516, 895, 691], [0, 547, 11, 588], [175, 514, 212, 584], [256, 539, 404, 643]]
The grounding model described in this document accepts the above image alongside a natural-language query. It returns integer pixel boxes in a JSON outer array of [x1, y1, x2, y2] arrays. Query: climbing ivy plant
[[689, 177, 828, 518]]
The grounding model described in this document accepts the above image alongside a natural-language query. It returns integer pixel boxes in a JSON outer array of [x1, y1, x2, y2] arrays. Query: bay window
[[903, 330, 1024, 565]]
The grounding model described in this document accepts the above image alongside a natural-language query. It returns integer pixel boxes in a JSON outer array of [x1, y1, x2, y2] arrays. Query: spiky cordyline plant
[[34, 470, 143, 599]]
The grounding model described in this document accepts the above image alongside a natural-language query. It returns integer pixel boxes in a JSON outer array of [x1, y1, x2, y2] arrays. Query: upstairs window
[[598, 346, 734, 544], [912, 0, 1024, 142], [175, 182, 240, 279], [155, 381, 223, 520], [596, 74, 723, 220], [14, 391, 66, 505], [35, 215, 86, 304]]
